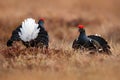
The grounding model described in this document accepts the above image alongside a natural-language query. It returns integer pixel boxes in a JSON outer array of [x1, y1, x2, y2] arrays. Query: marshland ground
[[0, 0, 120, 80]]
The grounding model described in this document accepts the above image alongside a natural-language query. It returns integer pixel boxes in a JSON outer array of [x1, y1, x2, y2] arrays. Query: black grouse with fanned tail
[[7, 18, 49, 48], [72, 25, 111, 54]]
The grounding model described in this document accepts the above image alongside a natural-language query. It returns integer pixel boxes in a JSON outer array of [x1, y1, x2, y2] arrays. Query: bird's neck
[[38, 21, 45, 30], [38, 21, 44, 27], [78, 29, 87, 41], [79, 29, 87, 38]]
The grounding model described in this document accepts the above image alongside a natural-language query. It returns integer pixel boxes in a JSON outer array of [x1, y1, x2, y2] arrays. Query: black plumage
[[88, 35, 111, 54], [7, 18, 49, 48], [72, 25, 111, 54], [7, 25, 21, 46]]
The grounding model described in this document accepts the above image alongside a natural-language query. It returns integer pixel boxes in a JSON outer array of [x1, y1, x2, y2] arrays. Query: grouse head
[[38, 18, 45, 29], [78, 25, 85, 33], [38, 18, 45, 24]]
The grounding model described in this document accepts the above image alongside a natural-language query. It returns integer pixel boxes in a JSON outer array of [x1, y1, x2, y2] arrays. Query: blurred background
[[0, 0, 120, 44], [0, 0, 120, 80]]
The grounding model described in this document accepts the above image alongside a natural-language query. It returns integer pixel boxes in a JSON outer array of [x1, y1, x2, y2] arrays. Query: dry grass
[[0, 42, 120, 80], [0, 0, 120, 80]]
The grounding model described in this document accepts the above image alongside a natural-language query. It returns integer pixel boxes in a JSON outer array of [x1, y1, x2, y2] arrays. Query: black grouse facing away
[[7, 18, 49, 48], [72, 25, 111, 54]]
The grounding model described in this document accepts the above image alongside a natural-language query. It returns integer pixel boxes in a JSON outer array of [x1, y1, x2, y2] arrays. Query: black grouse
[[72, 25, 111, 54], [7, 18, 49, 48]]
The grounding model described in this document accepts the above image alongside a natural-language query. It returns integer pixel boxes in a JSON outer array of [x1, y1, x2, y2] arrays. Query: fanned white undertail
[[18, 18, 40, 42]]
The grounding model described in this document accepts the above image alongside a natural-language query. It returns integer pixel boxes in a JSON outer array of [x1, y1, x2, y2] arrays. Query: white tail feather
[[18, 18, 40, 42]]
